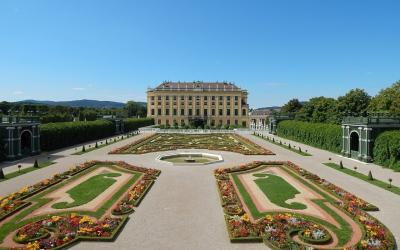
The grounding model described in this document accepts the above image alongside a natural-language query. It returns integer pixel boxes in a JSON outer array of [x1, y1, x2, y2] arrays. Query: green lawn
[[231, 165, 354, 246], [253, 173, 307, 210], [72, 134, 136, 155], [0, 164, 142, 243], [1, 161, 56, 181], [52, 172, 121, 209], [323, 162, 400, 195], [253, 134, 312, 156]]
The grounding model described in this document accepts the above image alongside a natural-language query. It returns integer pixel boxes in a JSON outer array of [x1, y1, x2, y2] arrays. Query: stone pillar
[[358, 126, 363, 159], [364, 127, 373, 162], [346, 126, 351, 157]]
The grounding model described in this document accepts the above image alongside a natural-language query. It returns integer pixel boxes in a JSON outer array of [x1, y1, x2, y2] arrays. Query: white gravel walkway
[[0, 131, 399, 249]]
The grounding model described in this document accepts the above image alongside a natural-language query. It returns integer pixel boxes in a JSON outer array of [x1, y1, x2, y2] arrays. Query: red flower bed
[[215, 161, 396, 249]]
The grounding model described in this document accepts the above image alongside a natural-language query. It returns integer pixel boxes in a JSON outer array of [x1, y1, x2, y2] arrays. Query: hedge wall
[[277, 120, 342, 153], [123, 118, 153, 132], [373, 130, 400, 170], [40, 120, 115, 151]]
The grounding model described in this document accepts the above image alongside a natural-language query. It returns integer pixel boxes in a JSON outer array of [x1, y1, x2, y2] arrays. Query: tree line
[[0, 101, 147, 123], [280, 80, 400, 124]]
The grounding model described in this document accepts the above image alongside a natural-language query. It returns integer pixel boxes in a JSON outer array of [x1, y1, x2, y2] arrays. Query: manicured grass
[[231, 165, 354, 246], [323, 162, 400, 195], [0, 164, 142, 243], [253, 173, 307, 210], [72, 134, 136, 155], [52, 173, 122, 209], [253, 134, 312, 156], [1, 161, 56, 181]]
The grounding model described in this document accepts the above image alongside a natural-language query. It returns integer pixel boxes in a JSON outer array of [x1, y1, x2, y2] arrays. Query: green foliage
[[337, 88, 371, 117], [33, 159, 39, 168], [295, 97, 339, 124], [0, 132, 5, 162], [368, 81, 400, 116], [125, 101, 146, 117], [281, 98, 303, 113], [40, 120, 115, 151], [373, 130, 400, 170], [277, 120, 342, 153], [368, 170, 373, 180], [123, 118, 154, 132]]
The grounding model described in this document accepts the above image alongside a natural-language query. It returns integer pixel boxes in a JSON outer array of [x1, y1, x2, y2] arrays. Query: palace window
[[212, 109, 215, 116], [242, 109, 246, 116], [158, 109, 162, 115], [196, 109, 200, 116], [181, 109, 185, 115], [204, 109, 208, 116], [234, 109, 238, 116], [189, 109, 192, 116], [173, 109, 177, 115], [219, 109, 223, 116], [227, 109, 230, 116], [151, 109, 154, 115], [166, 109, 170, 115]]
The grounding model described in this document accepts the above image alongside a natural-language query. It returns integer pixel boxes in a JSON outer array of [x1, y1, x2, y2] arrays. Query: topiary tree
[[388, 178, 393, 188], [368, 170, 373, 181], [33, 159, 39, 168], [339, 161, 344, 169], [288, 144, 291, 149], [95, 142, 98, 148], [0, 168, 4, 179], [298, 147, 302, 153], [82, 145, 86, 152]]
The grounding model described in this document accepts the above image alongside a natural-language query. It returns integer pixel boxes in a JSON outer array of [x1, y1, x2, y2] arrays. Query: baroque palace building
[[147, 81, 249, 127]]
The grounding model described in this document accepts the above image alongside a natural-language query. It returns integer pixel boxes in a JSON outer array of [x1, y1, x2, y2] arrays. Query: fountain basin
[[157, 153, 223, 165]]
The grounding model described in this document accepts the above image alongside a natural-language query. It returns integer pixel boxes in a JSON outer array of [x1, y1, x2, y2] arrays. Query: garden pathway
[[0, 131, 399, 249]]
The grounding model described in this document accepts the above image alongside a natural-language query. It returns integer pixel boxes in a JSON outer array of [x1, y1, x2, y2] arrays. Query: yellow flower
[[19, 186, 29, 194], [361, 240, 368, 248], [265, 214, 273, 222], [52, 216, 61, 222], [18, 234, 27, 240], [103, 224, 110, 229], [26, 241, 40, 250], [70, 213, 77, 218], [241, 213, 250, 222], [79, 215, 94, 224]]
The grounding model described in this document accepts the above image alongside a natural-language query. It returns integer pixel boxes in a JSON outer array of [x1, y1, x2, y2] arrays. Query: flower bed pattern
[[0, 161, 160, 250], [110, 133, 274, 155], [215, 161, 395, 249]]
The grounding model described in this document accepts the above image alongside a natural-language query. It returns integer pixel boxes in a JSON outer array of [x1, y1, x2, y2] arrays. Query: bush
[[373, 130, 400, 170], [123, 118, 153, 132], [277, 120, 342, 153], [40, 120, 115, 151]]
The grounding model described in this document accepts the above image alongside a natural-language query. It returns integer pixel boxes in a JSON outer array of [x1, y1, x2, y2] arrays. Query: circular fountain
[[157, 152, 223, 165]]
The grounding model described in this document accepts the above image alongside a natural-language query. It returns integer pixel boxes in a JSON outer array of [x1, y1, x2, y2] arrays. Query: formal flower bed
[[215, 161, 396, 249], [13, 214, 125, 249], [0, 161, 160, 250], [110, 133, 274, 155]]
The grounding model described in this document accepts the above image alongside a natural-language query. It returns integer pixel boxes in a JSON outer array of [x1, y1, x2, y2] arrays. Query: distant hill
[[256, 106, 281, 110], [15, 99, 146, 109]]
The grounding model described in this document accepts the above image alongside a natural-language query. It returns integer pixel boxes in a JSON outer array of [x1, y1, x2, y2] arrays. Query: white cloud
[[12, 90, 24, 95]]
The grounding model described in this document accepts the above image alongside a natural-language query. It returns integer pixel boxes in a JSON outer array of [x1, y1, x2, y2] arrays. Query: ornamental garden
[[0, 161, 160, 249], [110, 133, 274, 155], [215, 161, 395, 249]]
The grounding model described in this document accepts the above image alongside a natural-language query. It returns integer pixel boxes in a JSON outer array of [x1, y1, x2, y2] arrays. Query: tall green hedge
[[373, 130, 400, 170], [277, 120, 342, 153], [40, 120, 115, 151], [123, 118, 153, 132]]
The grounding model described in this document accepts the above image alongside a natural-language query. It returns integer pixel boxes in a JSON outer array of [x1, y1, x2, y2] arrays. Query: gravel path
[[0, 131, 399, 249]]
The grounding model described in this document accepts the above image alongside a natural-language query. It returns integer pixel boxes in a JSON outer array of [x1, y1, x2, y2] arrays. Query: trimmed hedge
[[277, 120, 342, 153], [40, 120, 115, 151], [373, 130, 400, 170], [123, 118, 153, 132]]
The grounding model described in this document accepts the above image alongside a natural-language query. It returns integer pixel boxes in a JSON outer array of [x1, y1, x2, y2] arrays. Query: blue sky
[[0, 0, 399, 108]]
